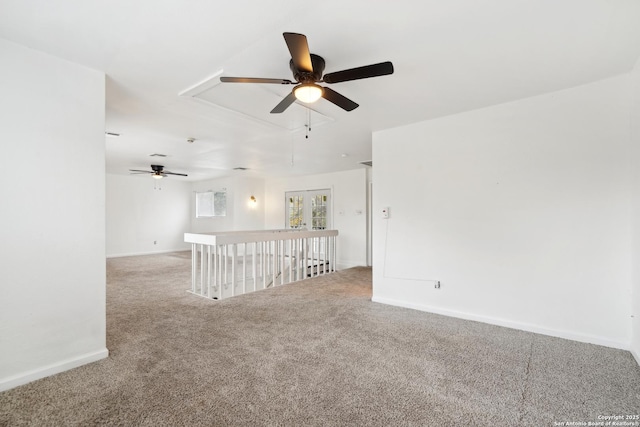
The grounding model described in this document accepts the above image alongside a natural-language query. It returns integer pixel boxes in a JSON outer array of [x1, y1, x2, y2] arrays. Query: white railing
[[184, 229, 339, 300]]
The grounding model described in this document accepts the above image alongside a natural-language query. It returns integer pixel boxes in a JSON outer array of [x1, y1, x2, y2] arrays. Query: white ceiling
[[1, 0, 640, 181]]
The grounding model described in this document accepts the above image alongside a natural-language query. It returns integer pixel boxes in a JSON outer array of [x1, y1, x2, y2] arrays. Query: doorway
[[285, 189, 331, 230]]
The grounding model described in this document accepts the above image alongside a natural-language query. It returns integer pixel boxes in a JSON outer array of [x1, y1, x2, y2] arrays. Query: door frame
[[284, 188, 333, 230]]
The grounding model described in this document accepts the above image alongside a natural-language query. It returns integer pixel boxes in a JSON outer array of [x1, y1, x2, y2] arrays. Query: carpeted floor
[[1, 251, 639, 426]]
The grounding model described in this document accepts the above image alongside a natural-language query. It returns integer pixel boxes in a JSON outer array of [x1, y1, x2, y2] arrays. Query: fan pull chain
[[305, 108, 311, 139]]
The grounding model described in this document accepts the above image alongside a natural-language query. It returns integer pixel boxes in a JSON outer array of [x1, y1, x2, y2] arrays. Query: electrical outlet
[[435, 281, 441, 289]]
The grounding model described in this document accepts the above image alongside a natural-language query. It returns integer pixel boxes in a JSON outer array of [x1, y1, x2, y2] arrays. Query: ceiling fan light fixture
[[152, 173, 163, 180], [294, 83, 323, 103]]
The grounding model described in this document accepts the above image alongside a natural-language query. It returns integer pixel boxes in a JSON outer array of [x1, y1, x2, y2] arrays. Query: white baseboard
[[336, 260, 367, 270], [106, 248, 189, 258], [371, 296, 629, 351], [0, 348, 109, 392]]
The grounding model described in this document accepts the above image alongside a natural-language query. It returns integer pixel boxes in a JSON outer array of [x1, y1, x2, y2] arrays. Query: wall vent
[[359, 160, 373, 167]]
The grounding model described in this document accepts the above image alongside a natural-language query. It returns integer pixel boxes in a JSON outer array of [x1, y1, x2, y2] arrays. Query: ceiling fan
[[129, 164, 188, 179], [220, 32, 394, 114]]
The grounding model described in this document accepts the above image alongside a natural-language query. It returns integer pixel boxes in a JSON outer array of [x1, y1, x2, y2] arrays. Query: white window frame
[[195, 190, 227, 218]]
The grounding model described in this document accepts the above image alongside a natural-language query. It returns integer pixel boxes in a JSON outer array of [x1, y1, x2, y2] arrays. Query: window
[[196, 191, 227, 217]]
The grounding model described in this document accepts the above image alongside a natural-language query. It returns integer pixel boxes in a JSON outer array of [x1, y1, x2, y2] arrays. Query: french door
[[285, 189, 331, 230]]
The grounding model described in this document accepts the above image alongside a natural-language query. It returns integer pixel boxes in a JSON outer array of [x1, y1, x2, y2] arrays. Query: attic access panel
[[181, 72, 333, 132]]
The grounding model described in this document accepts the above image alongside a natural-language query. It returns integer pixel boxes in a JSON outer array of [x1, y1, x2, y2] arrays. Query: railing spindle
[[252, 242, 257, 292], [206, 245, 212, 298], [185, 229, 338, 300], [199, 244, 205, 296], [242, 242, 247, 295], [231, 244, 236, 297], [191, 243, 197, 293]]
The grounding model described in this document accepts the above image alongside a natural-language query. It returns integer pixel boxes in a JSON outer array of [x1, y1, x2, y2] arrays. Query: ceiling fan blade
[[129, 169, 152, 173], [323, 61, 394, 84], [321, 87, 359, 111], [220, 77, 293, 84], [283, 32, 313, 73], [270, 92, 297, 114], [164, 171, 188, 177]]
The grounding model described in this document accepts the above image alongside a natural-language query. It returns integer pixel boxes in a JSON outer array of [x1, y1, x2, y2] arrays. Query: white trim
[[284, 188, 333, 231], [179, 74, 334, 133], [367, 180, 373, 267], [106, 248, 189, 259], [178, 69, 224, 97], [632, 349, 640, 367], [371, 296, 630, 351], [0, 348, 109, 392], [336, 260, 366, 270]]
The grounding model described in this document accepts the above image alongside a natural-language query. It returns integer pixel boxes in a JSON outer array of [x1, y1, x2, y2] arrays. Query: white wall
[[264, 169, 368, 269], [231, 176, 265, 231], [631, 60, 640, 364], [190, 175, 265, 233], [373, 75, 632, 349], [106, 174, 265, 257], [106, 174, 192, 257], [0, 39, 107, 390]]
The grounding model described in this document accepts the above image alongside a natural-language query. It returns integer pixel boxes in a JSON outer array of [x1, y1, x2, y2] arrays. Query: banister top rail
[[189, 228, 298, 237], [184, 229, 338, 246]]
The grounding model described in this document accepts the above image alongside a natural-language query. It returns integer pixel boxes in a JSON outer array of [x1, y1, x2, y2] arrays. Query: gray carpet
[[1, 252, 639, 426]]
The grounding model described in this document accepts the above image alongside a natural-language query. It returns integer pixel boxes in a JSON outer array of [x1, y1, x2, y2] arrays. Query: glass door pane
[[311, 193, 328, 230], [285, 189, 331, 230], [286, 192, 305, 229]]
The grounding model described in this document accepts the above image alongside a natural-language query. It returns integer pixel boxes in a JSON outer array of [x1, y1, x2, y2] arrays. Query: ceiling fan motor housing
[[290, 54, 325, 83], [151, 164, 164, 172]]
